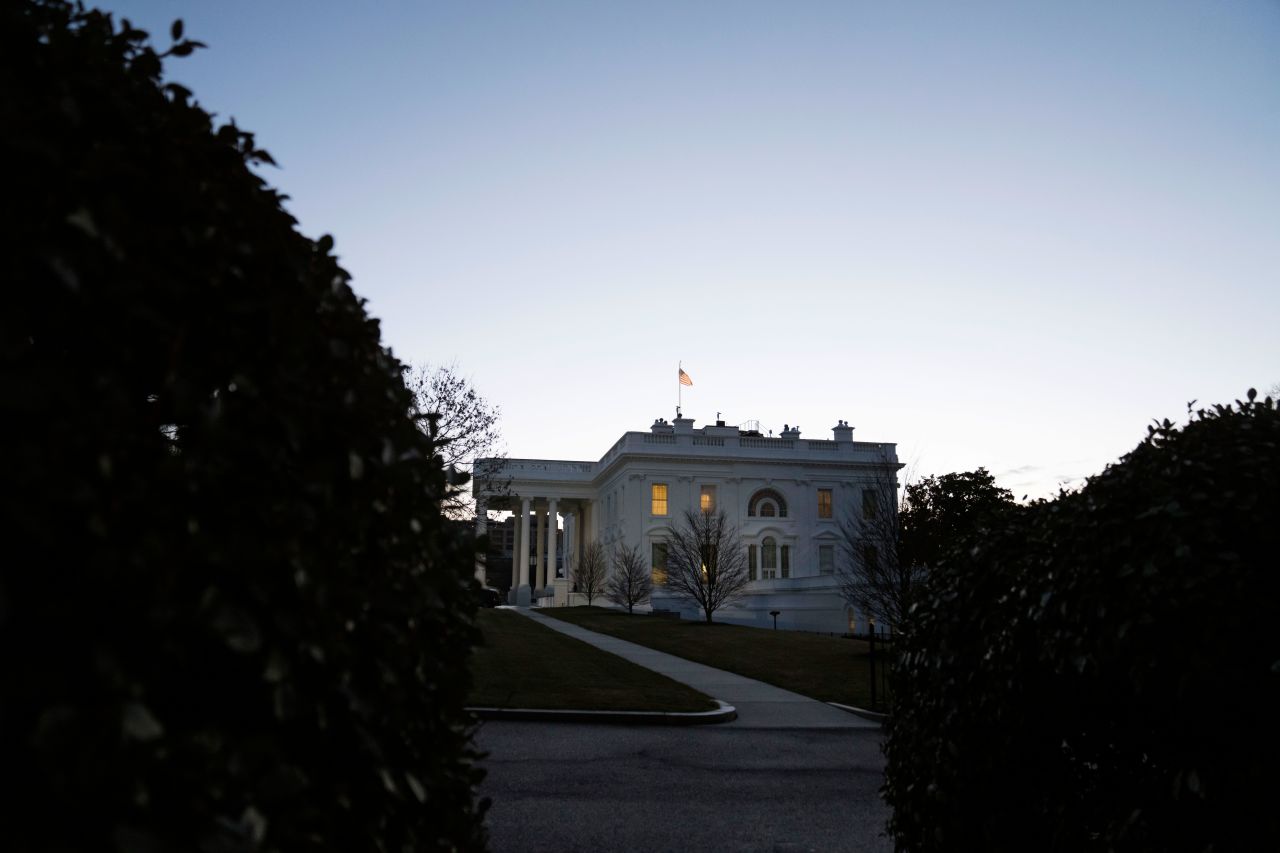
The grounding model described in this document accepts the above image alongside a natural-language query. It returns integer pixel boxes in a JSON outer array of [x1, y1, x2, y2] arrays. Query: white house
[[473, 415, 901, 633]]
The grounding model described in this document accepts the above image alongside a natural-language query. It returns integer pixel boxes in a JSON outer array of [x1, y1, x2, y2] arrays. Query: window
[[780, 545, 790, 578], [700, 485, 716, 513], [651, 542, 668, 584], [748, 545, 758, 581], [863, 542, 879, 573], [762, 537, 777, 579], [862, 488, 877, 520], [651, 483, 668, 516], [819, 544, 835, 575], [748, 489, 788, 517], [817, 488, 832, 519]]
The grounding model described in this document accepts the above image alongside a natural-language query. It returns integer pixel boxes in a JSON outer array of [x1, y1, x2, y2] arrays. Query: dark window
[[819, 544, 835, 575], [651, 541, 668, 583], [762, 537, 777, 579]]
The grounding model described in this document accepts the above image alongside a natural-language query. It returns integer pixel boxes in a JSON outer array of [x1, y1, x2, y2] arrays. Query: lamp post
[[770, 610, 780, 630], [868, 619, 877, 710]]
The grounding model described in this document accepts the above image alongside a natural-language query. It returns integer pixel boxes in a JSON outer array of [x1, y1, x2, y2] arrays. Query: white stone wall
[[476, 418, 898, 633]]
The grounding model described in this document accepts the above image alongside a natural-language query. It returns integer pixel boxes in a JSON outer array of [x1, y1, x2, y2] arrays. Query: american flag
[[679, 368, 693, 387]]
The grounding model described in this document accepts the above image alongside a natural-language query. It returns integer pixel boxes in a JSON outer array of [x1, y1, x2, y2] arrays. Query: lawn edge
[[537, 607, 880, 710], [828, 701, 888, 724], [466, 699, 738, 726]]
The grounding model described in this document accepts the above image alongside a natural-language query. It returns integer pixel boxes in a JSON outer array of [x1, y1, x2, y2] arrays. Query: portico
[[475, 469, 595, 604]]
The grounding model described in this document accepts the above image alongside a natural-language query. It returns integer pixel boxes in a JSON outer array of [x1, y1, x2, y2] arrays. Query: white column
[[511, 508, 522, 587], [535, 506, 547, 591], [473, 501, 488, 584], [516, 498, 531, 605], [563, 511, 574, 582], [571, 511, 579, 577], [546, 498, 559, 587]]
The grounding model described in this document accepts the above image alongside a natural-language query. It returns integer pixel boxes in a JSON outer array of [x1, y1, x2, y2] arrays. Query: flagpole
[[677, 360, 682, 417]]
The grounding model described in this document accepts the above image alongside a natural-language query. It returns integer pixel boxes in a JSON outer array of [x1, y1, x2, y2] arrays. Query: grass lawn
[[467, 609, 717, 712], [540, 607, 888, 709]]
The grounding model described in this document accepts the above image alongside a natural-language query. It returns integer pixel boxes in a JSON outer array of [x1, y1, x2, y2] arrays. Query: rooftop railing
[[485, 432, 900, 486]]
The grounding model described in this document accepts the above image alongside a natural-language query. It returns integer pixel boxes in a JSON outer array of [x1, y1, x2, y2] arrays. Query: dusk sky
[[104, 0, 1279, 498]]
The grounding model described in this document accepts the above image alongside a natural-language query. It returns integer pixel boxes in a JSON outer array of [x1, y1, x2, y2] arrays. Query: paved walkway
[[516, 607, 878, 729]]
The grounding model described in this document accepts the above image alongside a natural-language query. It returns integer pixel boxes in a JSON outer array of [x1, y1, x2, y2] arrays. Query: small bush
[[1, 2, 485, 849], [886, 392, 1280, 851]]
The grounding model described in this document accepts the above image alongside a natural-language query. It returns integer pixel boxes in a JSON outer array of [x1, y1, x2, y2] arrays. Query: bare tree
[[574, 540, 608, 606], [837, 467, 918, 635], [607, 542, 652, 614], [405, 363, 503, 518], [662, 509, 750, 624]]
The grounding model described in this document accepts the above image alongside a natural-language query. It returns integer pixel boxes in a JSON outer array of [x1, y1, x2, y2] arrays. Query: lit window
[[700, 485, 716, 513], [651, 483, 668, 516], [759, 500, 776, 517], [748, 545, 758, 581], [862, 488, 877, 520], [819, 544, 834, 575], [817, 489, 832, 519], [651, 542, 668, 584], [762, 537, 777, 579]]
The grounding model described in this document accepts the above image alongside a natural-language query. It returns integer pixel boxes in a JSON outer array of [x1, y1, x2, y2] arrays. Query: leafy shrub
[[886, 391, 1280, 851], [1, 2, 486, 849]]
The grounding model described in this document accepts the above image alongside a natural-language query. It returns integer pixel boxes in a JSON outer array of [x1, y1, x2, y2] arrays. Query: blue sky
[[102, 0, 1279, 498]]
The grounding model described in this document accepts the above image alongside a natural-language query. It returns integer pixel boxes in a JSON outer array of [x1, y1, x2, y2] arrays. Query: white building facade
[[474, 416, 900, 633]]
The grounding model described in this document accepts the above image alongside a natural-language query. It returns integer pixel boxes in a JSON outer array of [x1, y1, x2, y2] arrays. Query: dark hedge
[[885, 392, 1280, 852], [1, 2, 486, 850]]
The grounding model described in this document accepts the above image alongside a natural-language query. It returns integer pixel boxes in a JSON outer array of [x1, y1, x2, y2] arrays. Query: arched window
[[762, 537, 777, 579], [748, 488, 788, 518]]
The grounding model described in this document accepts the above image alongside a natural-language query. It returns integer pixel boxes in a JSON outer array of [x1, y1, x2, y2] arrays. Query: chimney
[[832, 420, 854, 442]]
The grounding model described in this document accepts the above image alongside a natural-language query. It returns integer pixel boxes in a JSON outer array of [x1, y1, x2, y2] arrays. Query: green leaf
[[122, 703, 164, 742]]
